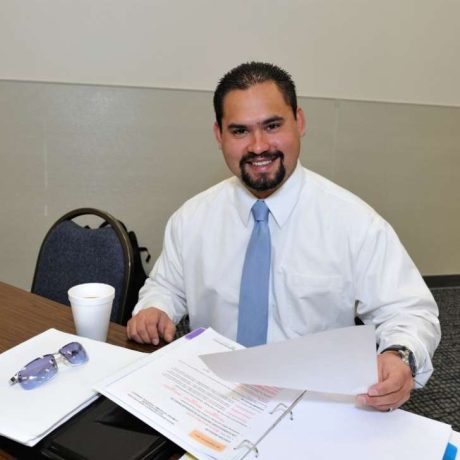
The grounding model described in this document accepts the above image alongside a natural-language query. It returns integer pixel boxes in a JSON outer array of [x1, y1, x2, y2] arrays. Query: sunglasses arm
[[9, 374, 20, 386]]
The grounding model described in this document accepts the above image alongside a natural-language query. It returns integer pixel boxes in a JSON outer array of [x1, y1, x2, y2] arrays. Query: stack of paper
[[95, 326, 453, 460], [0, 328, 145, 446]]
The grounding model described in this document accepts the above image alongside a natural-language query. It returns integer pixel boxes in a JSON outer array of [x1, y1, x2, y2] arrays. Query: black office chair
[[31, 208, 134, 325]]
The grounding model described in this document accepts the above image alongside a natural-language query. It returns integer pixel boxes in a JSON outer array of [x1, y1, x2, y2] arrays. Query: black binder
[[39, 396, 183, 460]]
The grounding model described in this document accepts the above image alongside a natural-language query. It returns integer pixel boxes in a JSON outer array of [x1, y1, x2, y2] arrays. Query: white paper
[[0, 328, 145, 446], [96, 328, 303, 460], [96, 327, 453, 460], [180, 425, 460, 460], [449, 431, 460, 452], [246, 392, 453, 460], [200, 325, 377, 394]]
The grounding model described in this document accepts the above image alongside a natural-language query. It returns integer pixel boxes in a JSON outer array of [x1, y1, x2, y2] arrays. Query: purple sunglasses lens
[[59, 342, 88, 365], [11, 342, 89, 390], [17, 355, 58, 390]]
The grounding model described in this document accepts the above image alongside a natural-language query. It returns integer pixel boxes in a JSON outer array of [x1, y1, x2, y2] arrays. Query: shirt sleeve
[[353, 216, 441, 388], [132, 213, 187, 324]]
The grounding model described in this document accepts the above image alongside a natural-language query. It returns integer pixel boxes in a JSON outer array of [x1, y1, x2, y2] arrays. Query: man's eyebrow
[[262, 116, 284, 126], [227, 116, 285, 130], [227, 123, 248, 130]]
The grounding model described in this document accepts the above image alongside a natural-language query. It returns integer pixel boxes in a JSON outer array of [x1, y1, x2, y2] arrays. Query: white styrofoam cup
[[68, 283, 115, 342]]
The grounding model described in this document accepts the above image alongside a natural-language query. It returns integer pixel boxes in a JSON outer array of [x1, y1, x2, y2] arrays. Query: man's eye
[[266, 122, 281, 131], [231, 128, 247, 136]]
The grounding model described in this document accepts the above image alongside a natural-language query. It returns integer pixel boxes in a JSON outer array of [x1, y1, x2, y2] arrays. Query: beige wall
[[0, 80, 458, 291], [1, 0, 459, 107]]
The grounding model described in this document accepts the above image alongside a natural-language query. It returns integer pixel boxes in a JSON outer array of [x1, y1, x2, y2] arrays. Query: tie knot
[[252, 200, 269, 222]]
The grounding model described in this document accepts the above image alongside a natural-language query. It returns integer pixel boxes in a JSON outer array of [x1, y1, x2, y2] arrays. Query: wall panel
[[0, 80, 458, 290]]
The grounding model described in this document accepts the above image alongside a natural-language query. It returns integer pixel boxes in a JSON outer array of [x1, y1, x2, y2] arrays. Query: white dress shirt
[[134, 162, 440, 386]]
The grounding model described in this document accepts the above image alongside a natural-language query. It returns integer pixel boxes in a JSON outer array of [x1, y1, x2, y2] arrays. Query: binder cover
[[40, 397, 183, 460]]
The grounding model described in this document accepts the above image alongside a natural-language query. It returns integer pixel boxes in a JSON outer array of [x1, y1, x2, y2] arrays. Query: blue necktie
[[237, 200, 271, 347]]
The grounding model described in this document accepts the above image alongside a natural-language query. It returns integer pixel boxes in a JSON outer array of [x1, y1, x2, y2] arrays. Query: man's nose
[[248, 129, 270, 154]]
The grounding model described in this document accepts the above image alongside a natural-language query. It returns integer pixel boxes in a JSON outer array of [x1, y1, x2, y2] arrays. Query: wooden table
[[0, 281, 155, 355], [0, 281, 181, 460]]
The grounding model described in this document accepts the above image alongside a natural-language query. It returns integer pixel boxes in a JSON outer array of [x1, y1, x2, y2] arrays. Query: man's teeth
[[252, 159, 272, 166]]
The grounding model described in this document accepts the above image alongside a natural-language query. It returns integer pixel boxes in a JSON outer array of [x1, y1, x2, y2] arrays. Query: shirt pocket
[[275, 270, 353, 335]]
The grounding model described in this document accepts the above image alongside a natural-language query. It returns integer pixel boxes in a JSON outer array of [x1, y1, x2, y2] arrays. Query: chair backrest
[[31, 208, 133, 324]]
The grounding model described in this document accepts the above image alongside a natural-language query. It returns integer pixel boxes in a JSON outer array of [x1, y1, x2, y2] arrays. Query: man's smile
[[241, 152, 283, 172], [250, 158, 272, 167]]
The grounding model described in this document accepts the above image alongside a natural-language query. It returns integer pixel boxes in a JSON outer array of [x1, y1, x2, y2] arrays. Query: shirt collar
[[233, 161, 304, 227]]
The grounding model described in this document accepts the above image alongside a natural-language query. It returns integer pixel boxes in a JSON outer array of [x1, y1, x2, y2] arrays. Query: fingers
[[127, 307, 175, 345], [127, 311, 153, 343], [156, 312, 176, 343], [158, 315, 177, 343], [357, 382, 411, 411], [143, 314, 161, 345], [356, 352, 414, 412]]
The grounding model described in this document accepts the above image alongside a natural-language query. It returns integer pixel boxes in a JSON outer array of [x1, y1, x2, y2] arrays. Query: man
[[127, 62, 440, 411]]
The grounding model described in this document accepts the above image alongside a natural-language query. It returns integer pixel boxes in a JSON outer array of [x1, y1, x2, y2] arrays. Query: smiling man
[[127, 62, 440, 411], [213, 78, 304, 199]]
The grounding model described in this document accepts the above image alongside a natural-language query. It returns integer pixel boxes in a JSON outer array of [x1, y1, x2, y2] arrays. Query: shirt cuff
[[131, 295, 177, 322]]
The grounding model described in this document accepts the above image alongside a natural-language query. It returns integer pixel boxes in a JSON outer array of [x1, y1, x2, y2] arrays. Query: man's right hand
[[127, 307, 176, 345]]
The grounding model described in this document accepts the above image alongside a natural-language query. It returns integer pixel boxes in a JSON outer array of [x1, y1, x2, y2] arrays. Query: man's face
[[214, 81, 305, 198]]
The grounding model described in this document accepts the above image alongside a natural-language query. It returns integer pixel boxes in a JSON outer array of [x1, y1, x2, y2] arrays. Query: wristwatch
[[382, 345, 417, 377]]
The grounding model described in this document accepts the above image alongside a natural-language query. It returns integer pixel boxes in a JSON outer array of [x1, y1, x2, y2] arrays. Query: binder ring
[[270, 403, 294, 420], [234, 439, 259, 457]]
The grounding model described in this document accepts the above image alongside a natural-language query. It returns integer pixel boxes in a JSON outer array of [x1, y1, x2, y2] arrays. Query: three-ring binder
[[233, 390, 307, 459]]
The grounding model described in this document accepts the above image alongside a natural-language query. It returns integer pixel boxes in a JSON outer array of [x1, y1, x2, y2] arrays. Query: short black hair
[[213, 61, 298, 130]]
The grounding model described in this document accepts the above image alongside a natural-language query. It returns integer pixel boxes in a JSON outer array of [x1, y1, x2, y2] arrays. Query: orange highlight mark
[[189, 430, 226, 452]]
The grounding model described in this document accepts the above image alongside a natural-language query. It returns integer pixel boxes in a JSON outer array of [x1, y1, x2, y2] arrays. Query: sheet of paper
[[244, 392, 452, 460], [0, 328, 145, 446], [450, 431, 460, 448], [180, 416, 460, 460], [200, 325, 377, 395], [96, 328, 303, 460]]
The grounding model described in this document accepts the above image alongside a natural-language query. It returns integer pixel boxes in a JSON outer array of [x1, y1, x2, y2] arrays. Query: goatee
[[239, 151, 285, 192]]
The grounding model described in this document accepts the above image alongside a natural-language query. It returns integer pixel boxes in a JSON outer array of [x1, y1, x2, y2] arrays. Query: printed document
[[96, 326, 453, 460], [96, 328, 303, 460]]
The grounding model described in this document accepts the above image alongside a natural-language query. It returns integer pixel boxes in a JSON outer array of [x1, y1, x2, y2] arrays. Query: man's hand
[[127, 307, 176, 345], [356, 351, 414, 411]]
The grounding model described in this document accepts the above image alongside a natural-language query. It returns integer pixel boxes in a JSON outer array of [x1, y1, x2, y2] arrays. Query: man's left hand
[[356, 351, 414, 411]]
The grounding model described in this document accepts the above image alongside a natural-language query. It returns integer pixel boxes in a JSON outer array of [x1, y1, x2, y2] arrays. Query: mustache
[[240, 151, 284, 166]]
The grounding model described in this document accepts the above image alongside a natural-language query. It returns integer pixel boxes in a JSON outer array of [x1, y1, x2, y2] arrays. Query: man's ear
[[296, 107, 306, 137], [213, 121, 223, 148]]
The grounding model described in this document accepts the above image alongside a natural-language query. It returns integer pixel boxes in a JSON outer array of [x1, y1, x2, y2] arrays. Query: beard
[[239, 151, 286, 192]]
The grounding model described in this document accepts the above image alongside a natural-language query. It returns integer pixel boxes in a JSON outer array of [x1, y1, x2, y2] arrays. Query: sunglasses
[[9, 342, 89, 390]]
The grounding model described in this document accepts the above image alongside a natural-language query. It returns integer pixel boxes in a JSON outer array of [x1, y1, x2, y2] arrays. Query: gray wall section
[[0, 80, 459, 290]]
